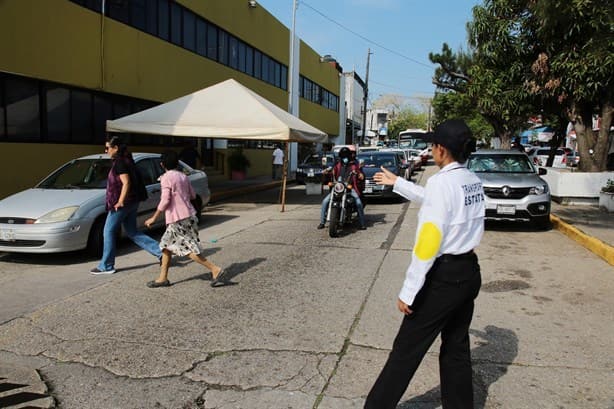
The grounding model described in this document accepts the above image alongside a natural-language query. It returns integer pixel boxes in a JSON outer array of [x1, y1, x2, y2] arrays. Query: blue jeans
[[320, 190, 366, 227], [97, 202, 162, 271]]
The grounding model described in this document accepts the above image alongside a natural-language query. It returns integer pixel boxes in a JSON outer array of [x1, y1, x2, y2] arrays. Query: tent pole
[[280, 142, 289, 212]]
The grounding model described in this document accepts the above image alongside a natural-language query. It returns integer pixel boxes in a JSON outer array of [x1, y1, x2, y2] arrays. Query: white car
[[0, 153, 210, 255], [527, 147, 566, 168]]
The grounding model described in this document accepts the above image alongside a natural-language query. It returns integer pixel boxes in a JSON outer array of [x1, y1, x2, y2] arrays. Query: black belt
[[438, 250, 475, 262]]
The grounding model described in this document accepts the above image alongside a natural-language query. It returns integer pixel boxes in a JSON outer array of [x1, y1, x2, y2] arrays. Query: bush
[[601, 179, 614, 193]]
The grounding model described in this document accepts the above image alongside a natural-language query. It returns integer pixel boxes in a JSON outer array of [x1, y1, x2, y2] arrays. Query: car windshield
[[37, 159, 113, 189], [399, 139, 427, 150], [357, 154, 397, 168], [467, 154, 535, 174], [302, 154, 333, 167]]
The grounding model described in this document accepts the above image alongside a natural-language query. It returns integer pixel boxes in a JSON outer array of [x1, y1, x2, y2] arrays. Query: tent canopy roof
[[106, 79, 328, 143]]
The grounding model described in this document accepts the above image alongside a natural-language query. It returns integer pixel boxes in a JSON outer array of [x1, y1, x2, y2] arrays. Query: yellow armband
[[414, 222, 442, 261]]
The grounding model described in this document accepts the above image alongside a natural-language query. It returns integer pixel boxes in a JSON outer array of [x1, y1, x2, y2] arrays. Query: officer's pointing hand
[[373, 166, 398, 186]]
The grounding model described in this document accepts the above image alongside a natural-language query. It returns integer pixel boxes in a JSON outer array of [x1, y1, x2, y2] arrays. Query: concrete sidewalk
[[207, 173, 614, 266]]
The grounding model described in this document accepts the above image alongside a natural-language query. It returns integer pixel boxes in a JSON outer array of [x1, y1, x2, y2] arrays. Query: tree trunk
[[574, 103, 599, 172], [593, 100, 613, 171], [485, 116, 512, 148]]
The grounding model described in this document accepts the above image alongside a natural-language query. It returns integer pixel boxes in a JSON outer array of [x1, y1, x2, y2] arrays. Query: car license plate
[[497, 205, 516, 215], [364, 186, 373, 193], [307, 169, 315, 177], [0, 229, 15, 241]]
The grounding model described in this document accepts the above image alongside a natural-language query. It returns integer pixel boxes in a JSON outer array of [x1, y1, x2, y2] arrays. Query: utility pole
[[360, 48, 372, 146]]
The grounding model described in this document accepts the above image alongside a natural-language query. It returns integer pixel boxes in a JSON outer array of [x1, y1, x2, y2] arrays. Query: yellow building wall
[[0, 0, 340, 198]]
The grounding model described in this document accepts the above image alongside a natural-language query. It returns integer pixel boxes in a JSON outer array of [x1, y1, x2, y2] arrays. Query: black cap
[[423, 119, 474, 153]]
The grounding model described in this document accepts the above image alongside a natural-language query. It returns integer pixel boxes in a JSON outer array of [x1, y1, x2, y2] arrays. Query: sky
[[256, 0, 480, 109]]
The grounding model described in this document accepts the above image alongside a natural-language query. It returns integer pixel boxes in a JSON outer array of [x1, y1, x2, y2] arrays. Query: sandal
[[147, 280, 171, 288], [210, 269, 227, 287]]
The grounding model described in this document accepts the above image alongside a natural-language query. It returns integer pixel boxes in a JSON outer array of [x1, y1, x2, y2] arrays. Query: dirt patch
[[481, 280, 530, 293]]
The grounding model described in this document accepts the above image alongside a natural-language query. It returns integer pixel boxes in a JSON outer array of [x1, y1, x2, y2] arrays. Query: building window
[[0, 77, 5, 138], [107, 0, 129, 24], [254, 50, 262, 79], [157, 0, 170, 41], [207, 24, 218, 61], [45, 86, 70, 142], [69, 0, 102, 13], [245, 46, 254, 76], [94, 95, 112, 144], [229, 36, 238, 69], [261, 54, 270, 83], [145, 0, 158, 36], [71, 90, 93, 143], [281, 65, 288, 91], [170, 2, 182, 46], [196, 19, 207, 56], [218, 30, 228, 65], [130, 0, 146, 31], [182, 8, 196, 52], [5, 76, 39, 141], [238, 41, 246, 73]]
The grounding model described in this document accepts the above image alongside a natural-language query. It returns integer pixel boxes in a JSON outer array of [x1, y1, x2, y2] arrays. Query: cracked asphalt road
[[1, 166, 613, 408]]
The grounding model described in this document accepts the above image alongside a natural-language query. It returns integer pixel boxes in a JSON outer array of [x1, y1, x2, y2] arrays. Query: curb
[[210, 180, 283, 203], [550, 214, 614, 266]]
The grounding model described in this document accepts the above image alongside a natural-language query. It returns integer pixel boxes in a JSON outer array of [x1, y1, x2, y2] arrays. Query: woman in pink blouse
[[145, 150, 225, 288]]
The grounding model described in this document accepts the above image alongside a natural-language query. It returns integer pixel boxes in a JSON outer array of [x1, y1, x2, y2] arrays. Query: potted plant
[[227, 148, 251, 181], [599, 179, 614, 212]]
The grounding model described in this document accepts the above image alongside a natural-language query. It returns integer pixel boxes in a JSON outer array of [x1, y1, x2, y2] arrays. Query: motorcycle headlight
[[333, 182, 345, 194], [530, 184, 548, 195], [35, 206, 79, 223]]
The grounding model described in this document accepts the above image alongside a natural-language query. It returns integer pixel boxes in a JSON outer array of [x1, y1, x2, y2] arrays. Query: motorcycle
[[326, 169, 360, 237]]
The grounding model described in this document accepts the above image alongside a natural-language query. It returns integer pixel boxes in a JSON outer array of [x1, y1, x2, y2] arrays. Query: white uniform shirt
[[272, 148, 284, 165], [393, 161, 485, 306]]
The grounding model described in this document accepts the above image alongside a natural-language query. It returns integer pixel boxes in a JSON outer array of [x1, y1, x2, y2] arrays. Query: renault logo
[[502, 186, 511, 197]]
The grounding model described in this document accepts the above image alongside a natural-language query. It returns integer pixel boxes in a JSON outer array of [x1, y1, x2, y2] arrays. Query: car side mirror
[[538, 167, 547, 175]]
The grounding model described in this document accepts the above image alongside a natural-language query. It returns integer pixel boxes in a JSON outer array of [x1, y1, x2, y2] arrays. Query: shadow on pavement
[[398, 325, 518, 409]]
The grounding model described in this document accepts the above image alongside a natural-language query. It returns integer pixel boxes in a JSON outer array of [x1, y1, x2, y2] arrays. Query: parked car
[[527, 147, 566, 168], [295, 152, 334, 184], [356, 151, 409, 199], [466, 149, 551, 228], [563, 148, 580, 167], [0, 153, 210, 255], [379, 148, 414, 179], [399, 139, 430, 166]]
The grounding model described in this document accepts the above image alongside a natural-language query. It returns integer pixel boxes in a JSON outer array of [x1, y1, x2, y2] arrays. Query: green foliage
[[602, 179, 614, 194], [227, 148, 251, 172], [388, 108, 429, 139], [432, 91, 493, 144]]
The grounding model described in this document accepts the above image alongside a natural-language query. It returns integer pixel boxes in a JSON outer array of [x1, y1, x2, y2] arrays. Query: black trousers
[[365, 253, 481, 409]]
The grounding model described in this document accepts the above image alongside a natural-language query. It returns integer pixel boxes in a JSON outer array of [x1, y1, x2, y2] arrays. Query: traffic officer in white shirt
[[364, 119, 485, 409]]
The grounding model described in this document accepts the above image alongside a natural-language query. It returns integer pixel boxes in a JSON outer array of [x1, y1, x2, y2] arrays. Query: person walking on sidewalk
[[272, 144, 284, 180], [144, 150, 225, 288], [90, 136, 162, 275], [364, 119, 485, 409]]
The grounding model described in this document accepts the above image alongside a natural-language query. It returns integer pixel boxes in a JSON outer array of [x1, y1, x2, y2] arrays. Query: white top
[[272, 148, 284, 165], [394, 162, 485, 306]]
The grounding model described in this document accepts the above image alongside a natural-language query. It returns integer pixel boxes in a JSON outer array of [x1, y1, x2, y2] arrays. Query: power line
[[301, 1, 433, 70]]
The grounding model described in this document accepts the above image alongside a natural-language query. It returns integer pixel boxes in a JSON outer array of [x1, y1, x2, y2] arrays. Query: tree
[[432, 91, 492, 144], [388, 108, 429, 140], [527, 0, 614, 171]]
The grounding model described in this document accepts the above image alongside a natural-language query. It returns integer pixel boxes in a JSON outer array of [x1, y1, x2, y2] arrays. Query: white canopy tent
[[106, 78, 329, 210]]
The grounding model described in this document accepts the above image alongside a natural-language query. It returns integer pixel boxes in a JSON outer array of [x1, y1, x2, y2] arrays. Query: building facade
[[0, 0, 341, 198]]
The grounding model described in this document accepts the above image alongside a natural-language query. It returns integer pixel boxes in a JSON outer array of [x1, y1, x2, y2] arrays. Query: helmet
[[339, 147, 351, 159]]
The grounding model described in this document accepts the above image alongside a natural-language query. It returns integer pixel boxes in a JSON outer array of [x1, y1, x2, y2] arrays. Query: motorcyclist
[[317, 147, 366, 230]]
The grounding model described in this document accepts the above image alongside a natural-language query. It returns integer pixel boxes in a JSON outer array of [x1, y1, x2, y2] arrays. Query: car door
[[134, 157, 164, 228]]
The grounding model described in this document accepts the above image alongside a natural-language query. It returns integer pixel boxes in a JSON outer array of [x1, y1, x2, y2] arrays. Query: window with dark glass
[[245, 46, 254, 76], [268, 60, 275, 86], [229, 36, 238, 69], [312, 84, 321, 104], [196, 19, 207, 56], [261, 54, 270, 83], [304, 78, 312, 102], [254, 50, 262, 79], [130, 0, 146, 31], [145, 0, 158, 36], [182, 9, 196, 51], [274, 62, 281, 88], [70, 0, 102, 12], [45, 86, 70, 142], [112, 100, 131, 120], [157, 0, 169, 40], [299, 77, 304, 97], [0, 77, 5, 138], [170, 2, 182, 46], [71, 90, 93, 143], [5, 76, 40, 141], [281, 65, 287, 90], [107, 0, 129, 24], [94, 95, 112, 143], [238, 41, 246, 73], [206, 24, 218, 60], [218, 30, 228, 65]]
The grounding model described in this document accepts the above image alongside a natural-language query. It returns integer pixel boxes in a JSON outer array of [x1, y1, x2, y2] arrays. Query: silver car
[[467, 149, 550, 228], [0, 153, 210, 255]]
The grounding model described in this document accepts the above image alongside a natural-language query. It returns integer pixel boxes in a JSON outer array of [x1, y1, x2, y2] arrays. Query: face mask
[[342, 158, 349, 164]]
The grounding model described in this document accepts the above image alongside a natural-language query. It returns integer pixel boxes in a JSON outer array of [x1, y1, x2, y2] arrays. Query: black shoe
[[146, 280, 171, 288], [317, 223, 325, 229], [358, 225, 367, 230]]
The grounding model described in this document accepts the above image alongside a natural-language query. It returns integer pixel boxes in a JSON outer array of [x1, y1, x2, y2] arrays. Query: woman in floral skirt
[[145, 150, 225, 288]]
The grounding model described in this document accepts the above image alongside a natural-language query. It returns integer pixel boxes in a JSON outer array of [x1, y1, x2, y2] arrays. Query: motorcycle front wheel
[[328, 206, 340, 237]]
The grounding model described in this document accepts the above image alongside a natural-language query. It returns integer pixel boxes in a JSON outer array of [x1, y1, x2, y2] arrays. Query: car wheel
[[191, 195, 203, 224], [87, 215, 106, 257], [534, 214, 551, 231]]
